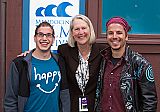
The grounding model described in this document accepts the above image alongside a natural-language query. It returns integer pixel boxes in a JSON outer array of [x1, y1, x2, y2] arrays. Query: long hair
[[68, 14, 96, 47]]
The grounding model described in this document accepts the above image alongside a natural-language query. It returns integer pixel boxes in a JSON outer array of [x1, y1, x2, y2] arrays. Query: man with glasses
[[4, 22, 70, 112]]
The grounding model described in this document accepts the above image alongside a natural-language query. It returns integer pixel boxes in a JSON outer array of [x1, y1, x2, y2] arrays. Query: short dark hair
[[34, 21, 54, 36]]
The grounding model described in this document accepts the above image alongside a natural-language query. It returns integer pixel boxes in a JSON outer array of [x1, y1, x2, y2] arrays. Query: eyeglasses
[[36, 32, 53, 38]]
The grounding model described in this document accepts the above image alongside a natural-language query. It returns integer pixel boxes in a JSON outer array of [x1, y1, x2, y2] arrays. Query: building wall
[[0, 0, 6, 111], [0, 0, 22, 111]]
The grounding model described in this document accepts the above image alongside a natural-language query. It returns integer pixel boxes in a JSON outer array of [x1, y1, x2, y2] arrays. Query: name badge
[[79, 96, 88, 112]]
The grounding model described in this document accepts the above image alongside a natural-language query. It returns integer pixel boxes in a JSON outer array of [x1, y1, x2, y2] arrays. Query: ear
[[52, 36, 55, 44], [34, 36, 36, 42], [125, 34, 128, 41]]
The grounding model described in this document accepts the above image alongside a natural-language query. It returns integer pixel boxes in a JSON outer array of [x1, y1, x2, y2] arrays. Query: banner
[[22, 0, 85, 52]]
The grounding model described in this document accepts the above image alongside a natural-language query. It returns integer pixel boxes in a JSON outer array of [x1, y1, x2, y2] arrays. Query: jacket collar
[[124, 46, 133, 64], [70, 43, 101, 62], [100, 45, 131, 62], [89, 43, 102, 61], [23, 49, 58, 62], [70, 45, 79, 62], [23, 49, 35, 62]]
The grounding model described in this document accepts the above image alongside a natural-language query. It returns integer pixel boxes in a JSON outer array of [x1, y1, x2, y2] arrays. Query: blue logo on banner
[[36, 2, 73, 17]]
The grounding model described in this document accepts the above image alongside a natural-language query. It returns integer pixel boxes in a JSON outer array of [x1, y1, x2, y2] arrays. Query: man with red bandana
[[95, 17, 157, 112]]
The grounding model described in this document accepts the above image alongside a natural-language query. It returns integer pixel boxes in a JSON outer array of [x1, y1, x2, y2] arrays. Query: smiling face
[[72, 19, 90, 46], [106, 23, 128, 53], [34, 26, 54, 53]]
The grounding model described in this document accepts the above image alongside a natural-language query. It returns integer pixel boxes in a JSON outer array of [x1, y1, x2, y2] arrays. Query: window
[[102, 0, 160, 34]]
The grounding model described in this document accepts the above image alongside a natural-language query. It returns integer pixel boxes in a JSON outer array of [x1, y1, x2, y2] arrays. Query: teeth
[[78, 36, 84, 38], [40, 42, 48, 45], [42, 43, 47, 45], [112, 41, 119, 44], [40, 42, 48, 43]]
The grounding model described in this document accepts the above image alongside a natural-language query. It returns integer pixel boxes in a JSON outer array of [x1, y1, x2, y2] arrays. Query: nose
[[41, 35, 48, 40], [113, 32, 117, 38], [79, 28, 84, 34]]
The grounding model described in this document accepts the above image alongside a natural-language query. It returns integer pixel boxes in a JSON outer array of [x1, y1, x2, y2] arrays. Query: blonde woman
[[58, 14, 105, 112]]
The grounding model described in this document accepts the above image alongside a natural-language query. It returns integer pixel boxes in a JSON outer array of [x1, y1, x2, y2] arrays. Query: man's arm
[[4, 61, 19, 112], [140, 64, 157, 111], [58, 53, 70, 112]]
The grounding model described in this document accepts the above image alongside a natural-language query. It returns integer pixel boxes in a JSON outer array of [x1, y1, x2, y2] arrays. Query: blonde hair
[[68, 14, 96, 47]]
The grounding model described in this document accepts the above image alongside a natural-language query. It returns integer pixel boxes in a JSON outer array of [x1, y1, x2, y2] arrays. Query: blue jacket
[[95, 46, 157, 112], [4, 49, 70, 112]]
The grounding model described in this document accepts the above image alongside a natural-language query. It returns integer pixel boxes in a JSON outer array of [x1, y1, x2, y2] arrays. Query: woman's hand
[[17, 50, 31, 57]]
